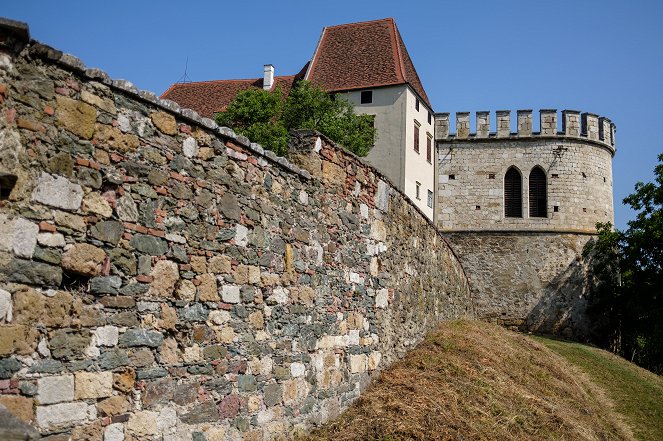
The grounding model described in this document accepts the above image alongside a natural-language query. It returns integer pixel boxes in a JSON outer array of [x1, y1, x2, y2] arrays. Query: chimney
[[263, 64, 274, 90]]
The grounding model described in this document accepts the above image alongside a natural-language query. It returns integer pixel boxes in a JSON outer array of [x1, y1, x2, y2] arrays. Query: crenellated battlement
[[434, 109, 616, 154]]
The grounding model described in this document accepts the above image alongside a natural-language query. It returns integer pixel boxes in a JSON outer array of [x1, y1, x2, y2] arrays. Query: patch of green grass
[[533, 336, 663, 441]]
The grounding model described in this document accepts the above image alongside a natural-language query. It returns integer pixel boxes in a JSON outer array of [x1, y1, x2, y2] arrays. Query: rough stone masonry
[[0, 20, 472, 440]]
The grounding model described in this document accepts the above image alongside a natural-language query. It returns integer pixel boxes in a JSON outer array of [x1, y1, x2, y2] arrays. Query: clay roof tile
[[160, 74, 300, 119]]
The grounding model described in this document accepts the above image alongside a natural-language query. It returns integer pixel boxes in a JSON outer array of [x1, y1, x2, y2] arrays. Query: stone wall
[[445, 232, 593, 338], [0, 24, 472, 441]]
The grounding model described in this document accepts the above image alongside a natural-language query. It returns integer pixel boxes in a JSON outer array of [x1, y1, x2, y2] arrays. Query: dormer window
[[360, 90, 373, 104]]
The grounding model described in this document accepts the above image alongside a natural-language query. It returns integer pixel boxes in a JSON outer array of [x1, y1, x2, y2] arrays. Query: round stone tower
[[435, 109, 616, 338]]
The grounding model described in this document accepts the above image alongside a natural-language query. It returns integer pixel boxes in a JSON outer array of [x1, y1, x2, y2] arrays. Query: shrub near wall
[[0, 26, 472, 441]]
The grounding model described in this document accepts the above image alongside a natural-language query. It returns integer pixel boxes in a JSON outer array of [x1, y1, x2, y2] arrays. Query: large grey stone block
[[0, 215, 38, 258], [31, 172, 83, 210], [36, 401, 89, 428], [37, 374, 74, 404]]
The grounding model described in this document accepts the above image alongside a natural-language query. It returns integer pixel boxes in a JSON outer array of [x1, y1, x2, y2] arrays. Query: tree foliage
[[215, 87, 289, 155], [585, 153, 663, 373], [215, 81, 376, 157]]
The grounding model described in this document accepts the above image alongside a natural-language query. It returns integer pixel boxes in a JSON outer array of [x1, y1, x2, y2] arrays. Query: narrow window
[[360, 90, 373, 104], [504, 167, 522, 217], [415, 99, 420, 111], [426, 135, 432, 163], [427, 190, 433, 208], [529, 166, 547, 217], [427, 111, 432, 124], [416, 181, 421, 199], [413, 122, 420, 153]]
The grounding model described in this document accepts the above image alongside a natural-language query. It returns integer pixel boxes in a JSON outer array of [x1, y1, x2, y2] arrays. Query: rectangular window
[[426, 135, 432, 163], [427, 111, 432, 124], [414, 122, 420, 153], [427, 190, 433, 208], [415, 99, 420, 111], [360, 90, 373, 104], [416, 181, 421, 200]]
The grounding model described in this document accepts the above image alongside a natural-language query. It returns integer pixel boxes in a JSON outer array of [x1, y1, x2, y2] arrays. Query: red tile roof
[[161, 19, 432, 117], [305, 18, 432, 109], [160, 75, 299, 119]]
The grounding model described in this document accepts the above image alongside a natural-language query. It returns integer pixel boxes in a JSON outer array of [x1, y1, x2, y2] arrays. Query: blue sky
[[5, 0, 662, 229]]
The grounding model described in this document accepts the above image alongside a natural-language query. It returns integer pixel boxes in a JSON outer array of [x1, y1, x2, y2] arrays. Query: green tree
[[585, 153, 663, 373], [215, 80, 376, 157], [215, 87, 289, 155]]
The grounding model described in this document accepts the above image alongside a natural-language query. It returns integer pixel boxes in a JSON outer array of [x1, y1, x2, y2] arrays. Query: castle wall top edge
[[434, 109, 616, 154]]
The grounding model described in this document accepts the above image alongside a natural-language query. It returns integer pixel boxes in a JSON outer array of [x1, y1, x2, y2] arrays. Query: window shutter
[[504, 168, 522, 217], [529, 167, 547, 217]]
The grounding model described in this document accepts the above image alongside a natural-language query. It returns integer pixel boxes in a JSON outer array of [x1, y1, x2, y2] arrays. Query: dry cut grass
[[301, 320, 633, 441]]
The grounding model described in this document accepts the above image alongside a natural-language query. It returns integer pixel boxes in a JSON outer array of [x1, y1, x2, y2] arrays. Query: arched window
[[529, 167, 547, 217], [504, 167, 522, 217]]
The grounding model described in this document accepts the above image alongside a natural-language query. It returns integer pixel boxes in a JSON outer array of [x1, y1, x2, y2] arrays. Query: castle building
[[435, 110, 616, 336], [161, 18, 436, 220]]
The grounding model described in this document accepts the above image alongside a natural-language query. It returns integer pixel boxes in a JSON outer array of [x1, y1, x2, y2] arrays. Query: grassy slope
[[535, 335, 663, 441], [301, 321, 639, 441]]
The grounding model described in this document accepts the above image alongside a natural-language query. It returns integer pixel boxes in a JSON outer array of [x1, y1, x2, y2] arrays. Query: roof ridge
[[390, 20, 406, 83], [323, 17, 393, 31], [167, 75, 296, 87], [393, 27, 432, 108]]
